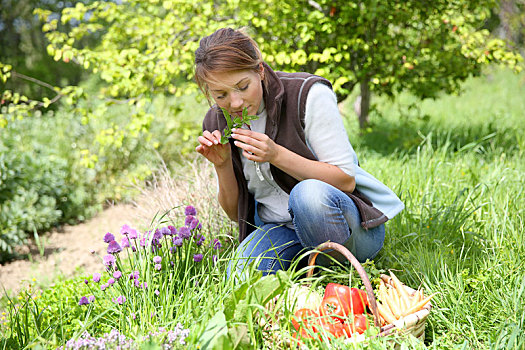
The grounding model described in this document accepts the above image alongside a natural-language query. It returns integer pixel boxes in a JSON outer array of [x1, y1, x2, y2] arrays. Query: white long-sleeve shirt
[[239, 82, 403, 226]]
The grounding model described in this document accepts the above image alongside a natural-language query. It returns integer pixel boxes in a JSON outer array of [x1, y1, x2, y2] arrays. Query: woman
[[194, 28, 404, 277]]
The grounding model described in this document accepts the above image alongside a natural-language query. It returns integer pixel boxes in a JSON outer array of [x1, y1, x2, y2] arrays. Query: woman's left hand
[[231, 128, 280, 163]]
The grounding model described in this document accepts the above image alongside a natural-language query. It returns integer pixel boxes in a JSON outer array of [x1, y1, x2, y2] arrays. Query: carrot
[[401, 293, 436, 317], [389, 271, 411, 309], [385, 287, 402, 319], [377, 301, 397, 325]]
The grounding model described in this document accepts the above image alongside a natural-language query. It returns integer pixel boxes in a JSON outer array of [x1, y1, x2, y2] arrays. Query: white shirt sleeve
[[304, 82, 357, 177]]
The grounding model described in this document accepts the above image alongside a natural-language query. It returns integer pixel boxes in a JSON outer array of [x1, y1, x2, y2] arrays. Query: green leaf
[[198, 310, 229, 349]]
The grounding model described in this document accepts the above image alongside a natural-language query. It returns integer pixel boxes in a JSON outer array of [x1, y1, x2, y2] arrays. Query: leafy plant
[[220, 107, 259, 144]]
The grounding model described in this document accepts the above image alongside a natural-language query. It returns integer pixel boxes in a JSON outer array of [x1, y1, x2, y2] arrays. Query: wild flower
[[193, 254, 203, 262], [112, 295, 126, 305], [108, 278, 115, 285], [189, 218, 201, 230], [88, 295, 95, 303], [213, 238, 222, 250], [195, 234, 206, 246], [100, 284, 108, 291], [121, 236, 130, 248], [159, 226, 171, 236], [185, 215, 194, 226], [121, 224, 138, 239], [84, 279, 89, 285], [103, 254, 116, 268], [103, 232, 115, 243], [113, 271, 122, 279], [185, 205, 197, 216], [78, 296, 89, 306], [179, 227, 191, 239], [153, 256, 162, 264], [107, 240, 122, 254], [154, 264, 162, 271], [154, 289, 160, 296], [168, 225, 178, 235], [173, 236, 183, 247]]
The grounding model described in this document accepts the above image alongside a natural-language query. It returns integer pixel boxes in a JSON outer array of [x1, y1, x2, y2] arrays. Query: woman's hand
[[196, 130, 231, 168], [230, 128, 279, 163]]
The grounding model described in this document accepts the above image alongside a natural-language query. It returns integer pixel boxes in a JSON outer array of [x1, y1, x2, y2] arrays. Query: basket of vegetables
[[289, 241, 434, 345]]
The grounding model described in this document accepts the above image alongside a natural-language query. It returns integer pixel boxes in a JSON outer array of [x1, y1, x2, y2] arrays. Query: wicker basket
[[306, 241, 432, 341]]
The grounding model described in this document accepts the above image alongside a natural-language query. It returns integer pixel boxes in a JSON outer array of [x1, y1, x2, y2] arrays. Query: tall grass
[[345, 67, 525, 349]]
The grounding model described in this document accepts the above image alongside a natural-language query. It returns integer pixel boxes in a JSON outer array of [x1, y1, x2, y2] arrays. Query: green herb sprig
[[220, 107, 259, 144]]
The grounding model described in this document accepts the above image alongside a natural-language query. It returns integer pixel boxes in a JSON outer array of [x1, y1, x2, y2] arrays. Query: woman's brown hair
[[194, 27, 267, 103]]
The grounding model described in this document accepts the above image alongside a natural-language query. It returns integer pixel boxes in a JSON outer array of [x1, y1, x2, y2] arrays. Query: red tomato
[[319, 318, 346, 338], [292, 308, 320, 332], [343, 314, 368, 336]]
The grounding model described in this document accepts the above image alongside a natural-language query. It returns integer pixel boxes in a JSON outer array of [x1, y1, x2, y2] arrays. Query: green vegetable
[[220, 107, 259, 144], [285, 284, 324, 313]]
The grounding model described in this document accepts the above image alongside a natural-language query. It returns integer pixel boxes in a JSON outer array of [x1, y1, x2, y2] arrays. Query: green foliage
[[0, 122, 99, 261], [235, 0, 523, 126], [220, 107, 259, 144]]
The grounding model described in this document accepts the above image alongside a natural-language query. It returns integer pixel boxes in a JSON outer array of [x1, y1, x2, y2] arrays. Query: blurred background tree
[[236, 0, 523, 128], [0, 0, 96, 105]]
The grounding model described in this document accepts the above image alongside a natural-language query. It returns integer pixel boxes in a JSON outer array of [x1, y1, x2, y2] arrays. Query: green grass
[[341, 67, 525, 349], [1, 67, 524, 349]]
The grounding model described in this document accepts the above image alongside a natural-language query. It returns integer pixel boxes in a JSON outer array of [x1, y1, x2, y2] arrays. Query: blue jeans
[[228, 179, 385, 278]]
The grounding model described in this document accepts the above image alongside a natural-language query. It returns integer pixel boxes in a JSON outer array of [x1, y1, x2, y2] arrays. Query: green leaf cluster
[[220, 107, 259, 144]]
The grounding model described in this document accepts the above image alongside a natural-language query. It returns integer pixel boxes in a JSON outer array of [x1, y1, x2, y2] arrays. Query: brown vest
[[202, 63, 386, 242]]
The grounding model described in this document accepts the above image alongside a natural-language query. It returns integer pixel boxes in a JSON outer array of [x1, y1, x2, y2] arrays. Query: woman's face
[[206, 68, 264, 118]]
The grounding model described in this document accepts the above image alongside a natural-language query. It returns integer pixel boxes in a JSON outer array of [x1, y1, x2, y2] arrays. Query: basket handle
[[306, 241, 382, 328]]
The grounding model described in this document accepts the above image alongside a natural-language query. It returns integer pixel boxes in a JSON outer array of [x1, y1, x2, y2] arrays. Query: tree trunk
[[358, 78, 371, 129]]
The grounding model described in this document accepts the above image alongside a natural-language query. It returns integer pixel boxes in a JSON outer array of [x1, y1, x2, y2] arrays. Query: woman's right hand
[[195, 130, 231, 167]]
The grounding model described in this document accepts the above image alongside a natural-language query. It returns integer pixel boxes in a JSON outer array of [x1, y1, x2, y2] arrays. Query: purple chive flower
[[153, 256, 162, 264], [84, 279, 89, 285], [100, 284, 108, 291], [108, 278, 115, 285], [131, 312, 136, 320], [107, 240, 122, 254], [103, 254, 116, 268], [189, 218, 202, 230], [154, 289, 160, 296], [213, 238, 222, 250], [113, 271, 122, 279], [179, 227, 191, 239], [170, 246, 177, 253], [134, 279, 140, 288], [153, 229, 163, 240], [196, 236, 205, 246], [154, 264, 162, 271], [103, 232, 115, 243], [130, 270, 139, 280], [173, 236, 183, 247], [159, 227, 172, 236], [121, 237, 130, 248], [193, 254, 203, 262], [92, 273, 101, 283], [168, 225, 178, 235], [78, 296, 90, 305], [141, 282, 148, 289], [121, 224, 138, 239], [132, 246, 137, 252], [185, 215, 194, 226], [113, 295, 126, 305], [140, 237, 147, 247], [88, 295, 95, 303], [185, 205, 197, 216]]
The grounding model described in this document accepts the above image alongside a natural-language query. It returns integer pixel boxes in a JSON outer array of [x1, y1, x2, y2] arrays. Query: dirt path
[[0, 204, 140, 295]]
